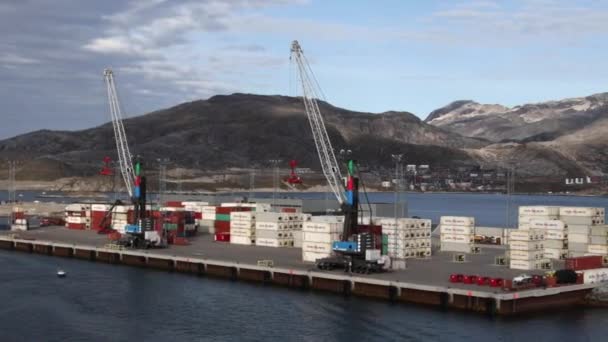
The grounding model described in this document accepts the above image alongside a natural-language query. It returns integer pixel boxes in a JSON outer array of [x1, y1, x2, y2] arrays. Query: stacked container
[[588, 225, 608, 256], [230, 211, 256, 245], [302, 216, 343, 262], [254, 212, 304, 247], [530, 219, 568, 260], [182, 201, 209, 233], [440, 216, 475, 253], [110, 205, 131, 234], [214, 206, 251, 242], [65, 203, 91, 230], [508, 229, 548, 270], [559, 207, 605, 256], [376, 217, 432, 259], [90, 204, 112, 231], [11, 207, 27, 231], [518, 206, 559, 230], [201, 206, 217, 234]]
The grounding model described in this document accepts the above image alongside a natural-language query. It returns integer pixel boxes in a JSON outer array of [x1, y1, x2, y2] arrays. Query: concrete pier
[[0, 232, 600, 316]]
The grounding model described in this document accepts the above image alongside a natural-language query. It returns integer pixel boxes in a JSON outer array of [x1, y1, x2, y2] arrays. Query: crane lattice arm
[[103, 68, 135, 198], [290, 40, 346, 205]]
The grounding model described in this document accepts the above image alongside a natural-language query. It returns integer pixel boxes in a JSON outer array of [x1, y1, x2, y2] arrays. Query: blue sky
[[1, 0, 608, 138]]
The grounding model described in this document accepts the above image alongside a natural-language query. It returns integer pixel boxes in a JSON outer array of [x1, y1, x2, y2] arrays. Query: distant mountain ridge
[[0, 93, 480, 180], [1, 92, 606, 186]]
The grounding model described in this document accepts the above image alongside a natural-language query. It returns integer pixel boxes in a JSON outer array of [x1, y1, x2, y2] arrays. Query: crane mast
[[290, 40, 346, 205], [103, 68, 135, 198]]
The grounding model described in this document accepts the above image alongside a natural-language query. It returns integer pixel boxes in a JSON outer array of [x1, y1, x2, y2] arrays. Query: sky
[[1, 0, 608, 139]]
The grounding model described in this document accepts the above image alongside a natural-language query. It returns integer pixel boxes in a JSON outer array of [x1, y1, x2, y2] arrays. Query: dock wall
[[0, 237, 595, 316]]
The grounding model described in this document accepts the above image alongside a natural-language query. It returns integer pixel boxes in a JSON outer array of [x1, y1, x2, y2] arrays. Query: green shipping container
[[215, 214, 231, 221], [163, 223, 178, 231], [381, 234, 389, 255]]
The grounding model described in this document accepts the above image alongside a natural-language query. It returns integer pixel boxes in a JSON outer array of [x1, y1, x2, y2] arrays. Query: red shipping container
[[214, 232, 230, 242], [565, 256, 603, 271], [281, 207, 297, 213], [67, 223, 87, 230], [194, 212, 203, 219], [13, 212, 26, 220], [90, 210, 110, 231], [166, 201, 184, 208], [214, 220, 230, 231], [216, 207, 251, 214]]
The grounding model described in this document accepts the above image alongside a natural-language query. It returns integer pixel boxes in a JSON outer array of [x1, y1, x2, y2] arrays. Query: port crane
[[101, 69, 162, 248], [290, 41, 387, 273]]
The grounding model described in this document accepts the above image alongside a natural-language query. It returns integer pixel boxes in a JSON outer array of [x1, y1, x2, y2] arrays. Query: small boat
[[57, 269, 67, 278]]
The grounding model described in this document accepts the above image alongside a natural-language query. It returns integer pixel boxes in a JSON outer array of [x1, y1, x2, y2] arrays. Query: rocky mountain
[[0, 94, 481, 180], [426, 93, 608, 143], [426, 92, 608, 177]]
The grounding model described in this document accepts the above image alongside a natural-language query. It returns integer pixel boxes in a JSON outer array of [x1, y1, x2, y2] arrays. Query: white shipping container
[[440, 234, 473, 243], [303, 231, 341, 244], [583, 268, 608, 284], [255, 221, 287, 231], [590, 236, 608, 245], [230, 212, 256, 221], [230, 235, 254, 245], [509, 229, 544, 241], [302, 251, 331, 263], [440, 216, 475, 226], [509, 250, 544, 260], [518, 206, 560, 216], [230, 220, 255, 229], [311, 215, 344, 223], [441, 225, 474, 235], [544, 248, 568, 259], [66, 216, 89, 224], [568, 233, 589, 244], [529, 219, 566, 231], [568, 225, 591, 235], [256, 238, 292, 248], [230, 228, 255, 236], [510, 259, 549, 270], [518, 215, 558, 225], [202, 206, 217, 214], [545, 230, 567, 240], [510, 240, 543, 251], [588, 245, 608, 254], [201, 213, 216, 220], [560, 215, 604, 226], [559, 207, 605, 217], [440, 242, 472, 253], [302, 221, 342, 233], [591, 226, 608, 236], [544, 239, 567, 249], [302, 241, 333, 254], [91, 204, 111, 212], [65, 203, 91, 212]]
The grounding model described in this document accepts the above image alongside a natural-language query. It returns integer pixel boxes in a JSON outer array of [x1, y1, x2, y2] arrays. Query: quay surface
[[0, 227, 600, 316]]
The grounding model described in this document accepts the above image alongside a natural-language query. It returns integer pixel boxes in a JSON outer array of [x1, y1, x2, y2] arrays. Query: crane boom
[[103, 68, 135, 198], [290, 41, 346, 205]]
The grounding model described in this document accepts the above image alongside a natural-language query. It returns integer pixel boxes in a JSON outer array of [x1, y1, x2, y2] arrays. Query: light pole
[[392, 154, 403, 222], [157, 158, 169, 206], [268, 159, 282, 205], [506, 163, 515, 228]]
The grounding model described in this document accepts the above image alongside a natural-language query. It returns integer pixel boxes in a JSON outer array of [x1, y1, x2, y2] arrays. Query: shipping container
[[441, 225, 474, 235], [518, 206, 560, 216], [588, 245, 608, 255], [565, 255, 604, 271], [560, 215, 604, 226], [583, 268, 608, 284], [559, 207, 605, 217], [529, 219, 566, 231], [439, 216, 475, 227]]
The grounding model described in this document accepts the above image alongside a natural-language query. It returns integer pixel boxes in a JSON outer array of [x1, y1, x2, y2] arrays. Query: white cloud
[[0, 53, 39, 65]]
